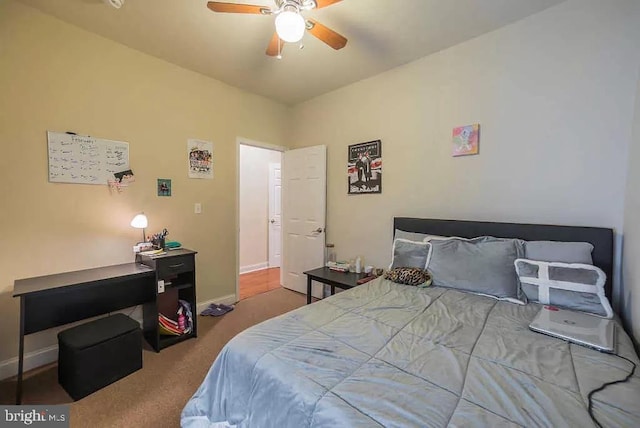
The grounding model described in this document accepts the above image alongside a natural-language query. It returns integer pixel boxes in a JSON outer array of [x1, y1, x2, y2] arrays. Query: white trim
[[0, 296, 237, 380], [539, 263, 550, 304], [521, 277, 598, 294], [236, 136, 288, 308], [237, 136, 286, 152], [0, 345, 58, 381], [424, 235, 472, 241], [196, 294, 238, 314], [235, 139, 241, 318], [239, 262, 269, 274]]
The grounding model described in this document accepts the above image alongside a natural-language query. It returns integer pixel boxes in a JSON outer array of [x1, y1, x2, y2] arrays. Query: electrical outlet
[[194, 203, 202, 214]]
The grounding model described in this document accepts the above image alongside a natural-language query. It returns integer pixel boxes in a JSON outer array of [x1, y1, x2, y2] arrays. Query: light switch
[[194, 203, 202, 214], [158, 280, 165, 293]]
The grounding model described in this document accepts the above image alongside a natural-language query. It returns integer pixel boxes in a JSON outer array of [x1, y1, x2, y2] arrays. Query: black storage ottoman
[[58, 313, 142, 400]]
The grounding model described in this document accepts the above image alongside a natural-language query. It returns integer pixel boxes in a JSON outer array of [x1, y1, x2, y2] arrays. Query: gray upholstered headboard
[[393, 217, 614, 300]]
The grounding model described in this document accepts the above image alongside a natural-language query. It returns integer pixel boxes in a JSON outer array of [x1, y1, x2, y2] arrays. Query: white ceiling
[[17, 0, 565, 105]]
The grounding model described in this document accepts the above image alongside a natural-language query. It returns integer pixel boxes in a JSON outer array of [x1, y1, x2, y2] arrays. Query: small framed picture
[[452, 124, 480, 157], [157, 178, 172, 197]]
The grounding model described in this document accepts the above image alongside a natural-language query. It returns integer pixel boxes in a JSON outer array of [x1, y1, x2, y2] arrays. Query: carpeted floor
[[0, 287, 306, 427]]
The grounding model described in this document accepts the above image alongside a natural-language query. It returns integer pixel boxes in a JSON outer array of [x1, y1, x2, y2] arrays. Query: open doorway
[[238, 141, 283, 300]]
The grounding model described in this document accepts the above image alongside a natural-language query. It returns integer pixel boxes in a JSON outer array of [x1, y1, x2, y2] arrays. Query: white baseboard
[[239, 262, 269, 274], [0, 295, 236, 381], [0, 344, 59, 382], [196, 293, 238, 314]]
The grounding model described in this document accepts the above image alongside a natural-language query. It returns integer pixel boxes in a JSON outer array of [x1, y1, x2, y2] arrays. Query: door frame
[[235, 137, 287, 302]]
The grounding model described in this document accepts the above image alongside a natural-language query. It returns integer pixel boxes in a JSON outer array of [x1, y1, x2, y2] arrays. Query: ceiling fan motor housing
[[104, 0, 124, 9], [274, 0, 318, 14]]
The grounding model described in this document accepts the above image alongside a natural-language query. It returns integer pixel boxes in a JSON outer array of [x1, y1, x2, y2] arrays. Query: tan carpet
[[0, 288, 306, 427]]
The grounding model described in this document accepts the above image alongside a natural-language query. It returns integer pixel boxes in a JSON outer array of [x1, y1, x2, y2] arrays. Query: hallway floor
[[239, 267, 282, 300]]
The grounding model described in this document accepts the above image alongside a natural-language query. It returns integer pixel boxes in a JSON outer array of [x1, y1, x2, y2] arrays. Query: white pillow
[[394, 229, 430, 242]]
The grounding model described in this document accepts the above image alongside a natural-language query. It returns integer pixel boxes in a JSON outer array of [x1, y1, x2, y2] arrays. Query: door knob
[[312, 227, 324, 233], [270, 219, 276, 224]]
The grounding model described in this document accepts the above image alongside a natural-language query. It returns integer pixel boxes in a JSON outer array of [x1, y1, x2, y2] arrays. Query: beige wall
[[290, 0, 640, 330], [0, 1, 288, 364], [239, 144, 282, 271], [622, 71, 640, 344]]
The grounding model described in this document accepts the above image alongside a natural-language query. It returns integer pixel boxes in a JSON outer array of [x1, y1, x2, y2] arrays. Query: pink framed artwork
[[452, 124, 480, 157]]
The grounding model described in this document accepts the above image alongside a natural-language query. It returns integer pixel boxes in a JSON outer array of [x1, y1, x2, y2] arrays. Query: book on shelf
[[159, 313, 182, 336]]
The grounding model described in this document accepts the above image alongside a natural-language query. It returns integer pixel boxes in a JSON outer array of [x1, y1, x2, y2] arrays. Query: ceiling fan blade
[[206, 2, 268, 14], [314, 0, 343, 9], [266, 32, 285, 57], [306, 19, 347, 50]]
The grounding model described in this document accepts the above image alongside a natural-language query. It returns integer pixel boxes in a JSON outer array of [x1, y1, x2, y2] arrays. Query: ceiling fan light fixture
[[275, 10, 306, 43]]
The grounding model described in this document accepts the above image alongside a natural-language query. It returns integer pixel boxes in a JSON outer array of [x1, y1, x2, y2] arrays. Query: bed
[[182, 218, 640, 427]]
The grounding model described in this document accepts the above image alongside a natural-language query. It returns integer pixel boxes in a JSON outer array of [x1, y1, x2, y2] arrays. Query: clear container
[[325, 243, 336, 264]]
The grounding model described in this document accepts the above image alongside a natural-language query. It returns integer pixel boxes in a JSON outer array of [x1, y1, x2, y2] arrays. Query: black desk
[[13, 263, 156, 404], [304, 267, 367, 304]]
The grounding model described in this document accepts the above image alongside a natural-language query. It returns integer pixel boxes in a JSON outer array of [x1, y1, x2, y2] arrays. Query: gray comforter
[[181, 278, 640, 427]]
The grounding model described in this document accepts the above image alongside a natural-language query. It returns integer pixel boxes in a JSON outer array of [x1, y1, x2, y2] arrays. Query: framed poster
[[188, 139, 213, 179], [348, 140, 382, 194]]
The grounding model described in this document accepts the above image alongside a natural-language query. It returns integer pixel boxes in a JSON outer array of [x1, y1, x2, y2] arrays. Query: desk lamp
[[130, 213, 148, 243]]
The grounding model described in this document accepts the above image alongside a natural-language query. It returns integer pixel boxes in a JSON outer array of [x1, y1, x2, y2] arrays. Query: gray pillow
[[424, 234, 470, 241], [514, 259, 612, 318], [389, 239, 432, 269], [524, 241, 594, 264], [394, 229, 428, 242], [428, 237, 525, 303]]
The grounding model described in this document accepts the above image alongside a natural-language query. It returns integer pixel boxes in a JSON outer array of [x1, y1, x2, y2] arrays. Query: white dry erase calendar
[[47, 131, 130, 185]]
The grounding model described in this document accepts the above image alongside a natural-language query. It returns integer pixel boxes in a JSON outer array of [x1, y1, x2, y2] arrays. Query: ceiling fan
[[206, 0, 347, 58]]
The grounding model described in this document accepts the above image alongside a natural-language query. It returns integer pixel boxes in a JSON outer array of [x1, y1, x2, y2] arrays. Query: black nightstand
[[137, 249, 197, 351], [303, 267, 368, 304]]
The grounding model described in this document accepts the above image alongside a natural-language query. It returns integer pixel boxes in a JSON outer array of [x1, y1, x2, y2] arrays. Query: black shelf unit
[[159, 332, 196, 348], [167, 282, 194, 291], [137, 249, 198, 352]]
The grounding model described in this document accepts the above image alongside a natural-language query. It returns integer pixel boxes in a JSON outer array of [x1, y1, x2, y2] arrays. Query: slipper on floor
[[200, 303, 234, 317]]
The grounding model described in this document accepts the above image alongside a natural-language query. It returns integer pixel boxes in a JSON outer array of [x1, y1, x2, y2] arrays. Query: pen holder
[[153, 237, 165, 250]]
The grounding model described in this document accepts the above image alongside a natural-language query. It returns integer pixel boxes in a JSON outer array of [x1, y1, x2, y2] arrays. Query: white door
[[268, 163, 282, 267], [282, 145, 326, 298]]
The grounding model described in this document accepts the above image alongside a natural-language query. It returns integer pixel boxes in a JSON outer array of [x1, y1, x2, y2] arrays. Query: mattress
[[181, 278, 640, 427]]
